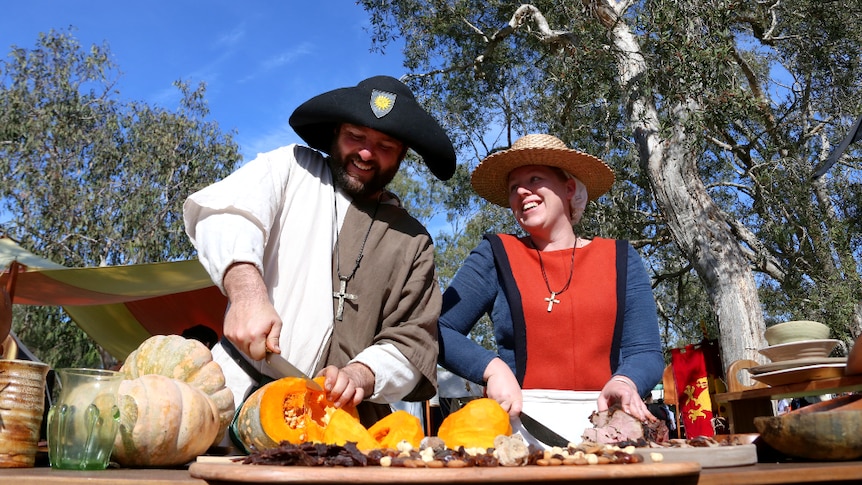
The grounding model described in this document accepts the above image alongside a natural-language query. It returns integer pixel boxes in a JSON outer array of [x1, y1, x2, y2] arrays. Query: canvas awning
[[0, 237, 226, 360]]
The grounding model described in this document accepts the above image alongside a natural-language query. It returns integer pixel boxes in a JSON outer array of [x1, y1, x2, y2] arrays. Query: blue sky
[[1, 0, 406, 161]]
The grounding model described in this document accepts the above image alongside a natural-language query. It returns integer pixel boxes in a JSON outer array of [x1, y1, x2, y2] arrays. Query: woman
[[438, 134, 663, 447]]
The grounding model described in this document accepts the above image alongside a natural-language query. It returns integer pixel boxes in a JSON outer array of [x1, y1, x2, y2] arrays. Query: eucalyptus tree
[[0, 30, 241, 367], [360, 0, 862, 367]]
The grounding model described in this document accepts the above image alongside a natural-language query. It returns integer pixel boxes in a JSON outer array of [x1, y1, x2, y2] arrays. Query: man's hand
[[318, 363, 375, 409], [483, 357, 523, 416], [223, 262, 282, 360]]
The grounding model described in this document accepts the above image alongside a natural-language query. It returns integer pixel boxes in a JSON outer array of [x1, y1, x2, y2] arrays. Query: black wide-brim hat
[[289, 76, 456, 181]]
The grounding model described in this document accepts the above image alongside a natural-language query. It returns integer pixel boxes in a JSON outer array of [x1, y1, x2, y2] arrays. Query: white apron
[[511, 389, 600, 449]]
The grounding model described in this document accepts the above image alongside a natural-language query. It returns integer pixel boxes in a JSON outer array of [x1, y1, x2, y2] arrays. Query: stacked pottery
[[0, 359, 50, 467], [748, 321, 843, 387], [764, 320, 831, 347], [0, 287, 51, 468], [753, 322, 861, 461]]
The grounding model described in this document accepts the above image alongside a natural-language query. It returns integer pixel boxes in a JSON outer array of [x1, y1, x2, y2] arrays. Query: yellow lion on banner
[[683, 376, 713, 422]]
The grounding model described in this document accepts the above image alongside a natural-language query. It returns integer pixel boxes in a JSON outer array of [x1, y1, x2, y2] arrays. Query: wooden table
[[3, 461, 862, 484], [0, 467, 204, 484], [714, 374, 862, 433], [698, 461, 862, 484]]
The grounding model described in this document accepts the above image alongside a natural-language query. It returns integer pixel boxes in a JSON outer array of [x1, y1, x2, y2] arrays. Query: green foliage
[[13, 305, 102, 368], [360, 0, 862, 350], [0, 29, 241, 368]]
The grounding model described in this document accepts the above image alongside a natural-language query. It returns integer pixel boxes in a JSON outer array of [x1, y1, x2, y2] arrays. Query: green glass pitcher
[[46, 368, 123, 470]]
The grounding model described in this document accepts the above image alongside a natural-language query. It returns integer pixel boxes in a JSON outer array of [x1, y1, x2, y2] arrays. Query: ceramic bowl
[[764, 320, 830, 346], [754, 395, 862, 461], [757, 339, 839, 362]]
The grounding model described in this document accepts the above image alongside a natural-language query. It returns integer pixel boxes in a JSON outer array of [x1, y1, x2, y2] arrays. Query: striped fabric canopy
[[1, 237, 226, 360]]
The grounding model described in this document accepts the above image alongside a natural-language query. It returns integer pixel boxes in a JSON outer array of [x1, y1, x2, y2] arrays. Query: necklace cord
[[335, 196, 381, 282], [534, 237, 577, 296]]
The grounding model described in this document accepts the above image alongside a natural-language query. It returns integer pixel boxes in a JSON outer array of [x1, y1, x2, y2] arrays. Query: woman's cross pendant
[[545, 291, 560, 312]]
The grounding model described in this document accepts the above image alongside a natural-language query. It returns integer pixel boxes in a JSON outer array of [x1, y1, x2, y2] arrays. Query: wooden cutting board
[[188, 458, 701, 484]]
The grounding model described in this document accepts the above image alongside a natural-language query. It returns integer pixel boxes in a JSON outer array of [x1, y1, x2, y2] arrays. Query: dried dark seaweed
[[238, 439, 645, 468], [241, 441, 369, 467]]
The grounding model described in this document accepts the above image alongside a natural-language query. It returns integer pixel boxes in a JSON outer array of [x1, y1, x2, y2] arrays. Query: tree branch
[[651, 263, 695, 289], [728, 218, 786, 281], [475, 4, 578, 73]]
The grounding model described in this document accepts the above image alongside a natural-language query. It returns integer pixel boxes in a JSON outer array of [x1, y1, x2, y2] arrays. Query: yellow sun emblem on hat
[[370, 89, 397, 118], [374, 95, 392, 111]]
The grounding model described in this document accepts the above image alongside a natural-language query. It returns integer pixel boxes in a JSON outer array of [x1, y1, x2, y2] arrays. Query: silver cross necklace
[[332, 196, 380, 320], [533, 237, 577, 312]]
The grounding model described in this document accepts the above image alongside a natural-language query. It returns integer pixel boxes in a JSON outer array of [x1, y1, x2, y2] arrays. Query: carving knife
[[265, 352, 324, 391], [519, 411, 571, 448]]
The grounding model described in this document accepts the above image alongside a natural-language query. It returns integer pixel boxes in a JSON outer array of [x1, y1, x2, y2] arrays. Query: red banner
[[671, 343, 715, 438]]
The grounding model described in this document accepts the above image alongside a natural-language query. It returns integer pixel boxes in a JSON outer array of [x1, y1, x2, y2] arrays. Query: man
[[183, 76, 455, 428]]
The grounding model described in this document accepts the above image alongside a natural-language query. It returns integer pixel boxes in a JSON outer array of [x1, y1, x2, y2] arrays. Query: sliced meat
[[581, 404, 669, 445]]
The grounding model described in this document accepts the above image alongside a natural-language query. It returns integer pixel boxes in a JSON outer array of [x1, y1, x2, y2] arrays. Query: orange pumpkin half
[[235, 376, 359, 452], [437, 398, 512, 450], [368, 410, 424, 450], [322, 408, 379, 452]]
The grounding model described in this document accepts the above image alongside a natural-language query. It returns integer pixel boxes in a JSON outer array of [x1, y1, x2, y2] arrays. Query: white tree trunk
[[598, 0, 767, 369], [638, 120, 766, 368]]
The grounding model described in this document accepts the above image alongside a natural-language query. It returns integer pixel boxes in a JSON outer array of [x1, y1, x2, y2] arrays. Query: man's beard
[[327, 150, 398, 199]]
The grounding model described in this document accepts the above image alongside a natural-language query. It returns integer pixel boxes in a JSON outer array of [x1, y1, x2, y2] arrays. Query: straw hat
[[471, 134, 615, 207], [289, 76, 456, 181]]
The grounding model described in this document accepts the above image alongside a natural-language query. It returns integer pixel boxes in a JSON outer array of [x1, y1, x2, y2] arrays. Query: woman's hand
[[483, 358, 523, 416], [597, 375, 656, 422]]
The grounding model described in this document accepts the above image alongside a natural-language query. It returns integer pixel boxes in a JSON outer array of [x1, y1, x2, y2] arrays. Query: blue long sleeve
[[438, 240, 505, 385], [613, 245, 664, 396]]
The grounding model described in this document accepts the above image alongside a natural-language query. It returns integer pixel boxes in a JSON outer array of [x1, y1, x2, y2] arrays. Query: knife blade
[[265, 352, 323, 391], [519, 411, 571, 448]]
